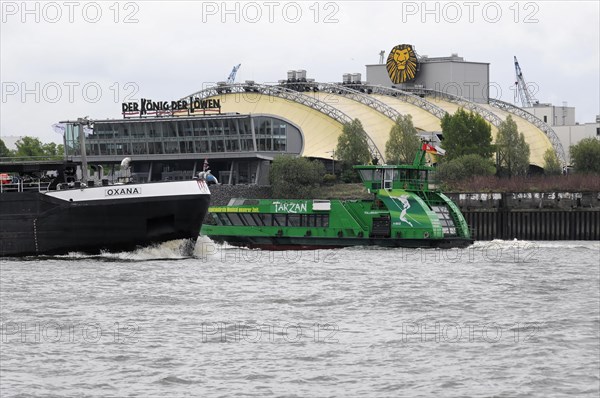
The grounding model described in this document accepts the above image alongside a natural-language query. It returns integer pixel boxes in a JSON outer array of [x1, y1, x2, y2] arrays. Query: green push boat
[[201, 151, 473, 249]]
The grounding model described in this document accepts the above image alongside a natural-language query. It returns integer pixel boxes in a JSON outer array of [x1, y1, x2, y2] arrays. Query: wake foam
[[49, 239, 198, 262]]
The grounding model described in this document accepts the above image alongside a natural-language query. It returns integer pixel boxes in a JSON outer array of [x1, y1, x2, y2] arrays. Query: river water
[[1, 239, 599, 397]]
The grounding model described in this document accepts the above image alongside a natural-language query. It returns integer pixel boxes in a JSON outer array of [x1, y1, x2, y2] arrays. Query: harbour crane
[[226, 63, 241, 84], [514, 56, 536, 107]]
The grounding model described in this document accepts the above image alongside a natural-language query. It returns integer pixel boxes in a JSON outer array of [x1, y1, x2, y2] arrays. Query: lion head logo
[[386, 44, 419, 84]]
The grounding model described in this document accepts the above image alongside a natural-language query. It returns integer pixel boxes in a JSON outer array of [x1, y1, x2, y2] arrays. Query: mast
[[77, 117, 89, 184]]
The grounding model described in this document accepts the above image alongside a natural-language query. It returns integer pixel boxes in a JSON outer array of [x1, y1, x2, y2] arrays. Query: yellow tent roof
[[206, 89, 555, 167]]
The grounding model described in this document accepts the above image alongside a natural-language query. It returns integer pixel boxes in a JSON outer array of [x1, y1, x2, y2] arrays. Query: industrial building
[[523, 103, 600, 163]]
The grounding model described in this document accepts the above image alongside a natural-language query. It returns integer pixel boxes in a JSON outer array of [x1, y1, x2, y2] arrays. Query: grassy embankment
[[439, 174, 600, 193]]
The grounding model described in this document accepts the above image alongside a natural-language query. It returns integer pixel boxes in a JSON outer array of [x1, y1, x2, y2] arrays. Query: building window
[[241, 138, 253, 151], [180, 121, 193, 137], [193, 120, 208, 136], [148, 142, 163, 154], [133, 143, 147, 155], [98, 143, 111, 155], [164, 142, 179, 154], [180, 141, 194, 154], [163, 123, 177, 138], [225, 139, 239, 152], [210, 140, 224, 152]]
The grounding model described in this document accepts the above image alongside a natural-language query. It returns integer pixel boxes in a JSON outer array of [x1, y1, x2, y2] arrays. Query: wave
[[17, 237, 597, 262]]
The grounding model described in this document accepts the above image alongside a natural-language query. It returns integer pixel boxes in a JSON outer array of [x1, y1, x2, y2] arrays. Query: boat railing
[[0, 180, 51, 193]]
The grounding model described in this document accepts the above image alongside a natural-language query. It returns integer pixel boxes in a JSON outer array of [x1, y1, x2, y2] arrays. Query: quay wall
[[446, 192, 600, 241]]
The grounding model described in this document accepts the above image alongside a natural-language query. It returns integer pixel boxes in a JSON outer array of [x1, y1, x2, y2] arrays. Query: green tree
[[570, 138, 600, 174], [496, 115, 530, 177], [441, 108, 494, 161], [42, 142, 64, 158], [385, 115, 421, 164], [336, 119, 371, 166], [0, 138, 12, 157], [14, 136, 46, 157], [543, 148, 562, 175], [436, 154, 496, 183], [13, 136, 64, 160], [270, 155, 325, 198]]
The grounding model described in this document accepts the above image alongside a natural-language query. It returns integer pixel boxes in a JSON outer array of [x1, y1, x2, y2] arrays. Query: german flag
[[422, 143, 438, 154]]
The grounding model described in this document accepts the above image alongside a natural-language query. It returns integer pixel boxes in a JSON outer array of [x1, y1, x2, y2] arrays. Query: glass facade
[[64, 115, 301, 158]]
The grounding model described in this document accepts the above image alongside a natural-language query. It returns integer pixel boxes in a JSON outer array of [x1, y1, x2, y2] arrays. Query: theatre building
[[61, 44, 582, 185]]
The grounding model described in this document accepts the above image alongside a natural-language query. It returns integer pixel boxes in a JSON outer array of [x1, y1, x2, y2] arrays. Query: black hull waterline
[[209, 235, 474, 250], [1, 192, 210, 257]]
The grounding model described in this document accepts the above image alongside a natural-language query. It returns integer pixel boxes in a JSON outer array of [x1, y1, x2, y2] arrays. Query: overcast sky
[[1, 0, 599, 144]]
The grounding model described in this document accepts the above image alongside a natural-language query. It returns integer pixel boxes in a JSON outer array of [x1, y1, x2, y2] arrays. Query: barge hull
[[1, 193, 210, 257]]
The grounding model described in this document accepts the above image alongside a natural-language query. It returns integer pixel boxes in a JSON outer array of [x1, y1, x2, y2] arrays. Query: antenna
[[379, 50, 385, 64]]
